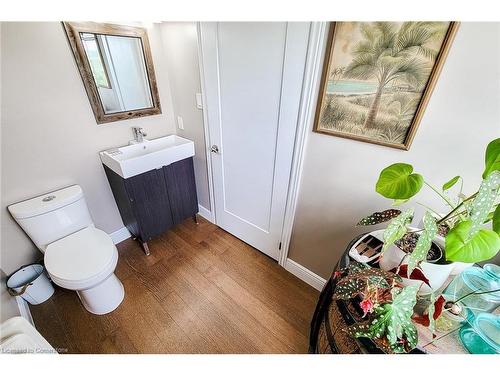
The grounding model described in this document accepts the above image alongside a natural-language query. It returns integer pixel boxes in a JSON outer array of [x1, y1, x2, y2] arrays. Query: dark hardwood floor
[[30, 217, 319, 353]]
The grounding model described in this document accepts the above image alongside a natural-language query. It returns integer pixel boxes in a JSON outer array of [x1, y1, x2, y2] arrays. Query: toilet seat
[[45, 227, 118, 291]]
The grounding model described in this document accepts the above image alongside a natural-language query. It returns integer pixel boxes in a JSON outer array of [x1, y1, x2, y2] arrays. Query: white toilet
[[8, 185, 124, 315]]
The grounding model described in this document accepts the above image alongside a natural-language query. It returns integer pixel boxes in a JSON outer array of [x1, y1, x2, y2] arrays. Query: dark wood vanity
[[103, 157, 198, 255]]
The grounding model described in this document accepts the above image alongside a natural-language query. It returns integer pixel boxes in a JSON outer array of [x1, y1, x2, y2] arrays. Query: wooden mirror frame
[[63, 22, 162, 124]]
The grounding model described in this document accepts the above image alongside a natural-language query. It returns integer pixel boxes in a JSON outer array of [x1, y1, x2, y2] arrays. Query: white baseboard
[[16, 297, 34, 326], [198, 204, 214, 223], [109, 227, 131, 244], [284, 258, 326, 291]]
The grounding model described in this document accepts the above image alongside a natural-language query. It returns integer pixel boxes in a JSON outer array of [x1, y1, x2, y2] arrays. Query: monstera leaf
[[442, 176, 460, 191], [445, 220, 500, 263], [469, 171, 500, 235], [382, 208, 414, 253], [345, 285, 419, 352], [375, 163, 424, 199], [483, 138, 500, 178], [357, 209, 402, 226], [407, 212, 438, 275]]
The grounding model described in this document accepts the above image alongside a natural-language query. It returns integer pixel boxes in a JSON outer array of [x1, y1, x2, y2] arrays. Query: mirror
[[80, 33, 153, 114], [63, 22, 161, 124]]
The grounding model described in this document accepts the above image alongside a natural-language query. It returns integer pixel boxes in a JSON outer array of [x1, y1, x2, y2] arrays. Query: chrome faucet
[[131, 127, 147, 143]]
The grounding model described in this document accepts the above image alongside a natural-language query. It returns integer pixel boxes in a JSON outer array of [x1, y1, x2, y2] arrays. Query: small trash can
[[6, 264, 55, 305]]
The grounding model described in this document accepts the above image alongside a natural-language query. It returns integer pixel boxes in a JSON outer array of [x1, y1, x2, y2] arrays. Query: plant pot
[[372, 229, 455, 295], [450, 261, 474, 275]]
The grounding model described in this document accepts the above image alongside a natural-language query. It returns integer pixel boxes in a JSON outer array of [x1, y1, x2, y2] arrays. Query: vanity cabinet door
[[104, 165, 140, 237], [125, 168, 175, 241], [163, 157, 199, 225]]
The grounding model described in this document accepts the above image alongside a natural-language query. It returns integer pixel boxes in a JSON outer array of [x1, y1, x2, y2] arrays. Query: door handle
[[211, 145, 219, 154]]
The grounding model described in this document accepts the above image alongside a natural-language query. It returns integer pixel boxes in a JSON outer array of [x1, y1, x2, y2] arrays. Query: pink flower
[[360, 298, 374, 317], [333, 271, 342, 279]]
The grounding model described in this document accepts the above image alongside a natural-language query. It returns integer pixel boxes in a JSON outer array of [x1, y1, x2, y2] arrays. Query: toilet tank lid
[[8, 185, 84, 219]]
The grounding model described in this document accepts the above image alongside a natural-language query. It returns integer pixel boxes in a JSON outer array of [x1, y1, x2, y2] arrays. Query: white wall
[[160, 22, 211, 213], [288, 22, 500, 279], [1, 22, 177, 274]]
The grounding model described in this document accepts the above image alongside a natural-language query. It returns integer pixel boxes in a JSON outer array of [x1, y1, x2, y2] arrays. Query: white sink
[[100, 135, 195, 178]]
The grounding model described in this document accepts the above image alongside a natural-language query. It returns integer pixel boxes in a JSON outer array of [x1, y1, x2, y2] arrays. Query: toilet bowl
[[8, 185, 125, 315], [44, 226, 124, 314]]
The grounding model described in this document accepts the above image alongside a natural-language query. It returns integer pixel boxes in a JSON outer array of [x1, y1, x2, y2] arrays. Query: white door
[[199, 22, 310, 260]]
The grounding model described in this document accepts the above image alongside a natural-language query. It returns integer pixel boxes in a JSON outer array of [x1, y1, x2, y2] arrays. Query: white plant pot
[[371, 229, 455, 295], [449, 261, 474, 275]]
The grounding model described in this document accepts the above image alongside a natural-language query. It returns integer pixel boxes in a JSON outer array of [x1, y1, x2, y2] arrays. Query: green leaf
[[482, 138, 500, 179], [376, 163, 424, 199], [333, 265, 400, 300], [367, 276, 390, 289], [469, 171, 500, 235], [442, 176, 460, 191], [493, 204, 500, 235], [333, 277, 365, 299], [382, 208, 414, 253], [347, 262, 369, 273], [407, 212, 438, 275], [445, 220, 500, 263], [357, 209, 402, 226], [346, 285, 419, 350], [427, 292, 436, 336], [485, 210, 495, 224], [385, 286, 419, 347]]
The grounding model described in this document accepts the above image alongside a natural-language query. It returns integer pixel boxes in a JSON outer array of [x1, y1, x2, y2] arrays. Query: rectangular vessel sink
[[100, 135, 195, 178]]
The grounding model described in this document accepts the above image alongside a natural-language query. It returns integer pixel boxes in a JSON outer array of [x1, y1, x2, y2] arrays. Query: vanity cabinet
[[103, 157, 198, 254], [163, 158, 199, 225]]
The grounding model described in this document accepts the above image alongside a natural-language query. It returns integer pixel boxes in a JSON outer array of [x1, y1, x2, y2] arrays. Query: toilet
[[8, 185, 124, 315]]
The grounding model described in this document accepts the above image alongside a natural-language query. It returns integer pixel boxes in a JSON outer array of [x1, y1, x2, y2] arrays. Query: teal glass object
[[484, 263, 500, 279], [443, 266, 500, 316], [460, 313, 500, 354], [435, 301, 470, 333]]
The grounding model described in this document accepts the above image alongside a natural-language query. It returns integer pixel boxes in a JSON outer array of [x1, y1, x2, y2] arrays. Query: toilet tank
[[8, 185, 94, 252]]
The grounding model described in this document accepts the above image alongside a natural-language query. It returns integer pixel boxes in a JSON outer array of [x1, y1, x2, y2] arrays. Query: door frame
[[196, 22, 216, 223], [196, 22, 328, 269], [277, 22, 328, 267]]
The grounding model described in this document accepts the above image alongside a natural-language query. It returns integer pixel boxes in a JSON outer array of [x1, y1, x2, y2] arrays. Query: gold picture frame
[[313, 22, 459, 150]]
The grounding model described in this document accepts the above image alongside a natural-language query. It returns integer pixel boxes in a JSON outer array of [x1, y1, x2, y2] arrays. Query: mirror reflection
[[80, 33, 153, 114]]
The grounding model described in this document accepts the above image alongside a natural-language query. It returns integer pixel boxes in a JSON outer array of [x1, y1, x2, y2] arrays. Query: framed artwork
[[313, 22, 459, 150]]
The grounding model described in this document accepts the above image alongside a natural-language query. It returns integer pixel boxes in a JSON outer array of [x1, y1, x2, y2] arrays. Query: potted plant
[[332, 250, 500, 353], [332, 263, 420, 353], [332, 139, 500, 353], [357, 138, 500, 293]]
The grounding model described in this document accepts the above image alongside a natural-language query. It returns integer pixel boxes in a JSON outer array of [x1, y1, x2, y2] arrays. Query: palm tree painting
[[314, 22, 458, 150]]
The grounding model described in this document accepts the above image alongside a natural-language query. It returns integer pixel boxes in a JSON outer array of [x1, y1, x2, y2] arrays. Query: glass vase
[[443, 266, 500, 316], [459, 313, 500, 354]]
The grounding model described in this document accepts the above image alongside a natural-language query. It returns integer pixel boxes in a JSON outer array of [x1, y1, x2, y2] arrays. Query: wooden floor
[[30, 217, 319, 353]]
